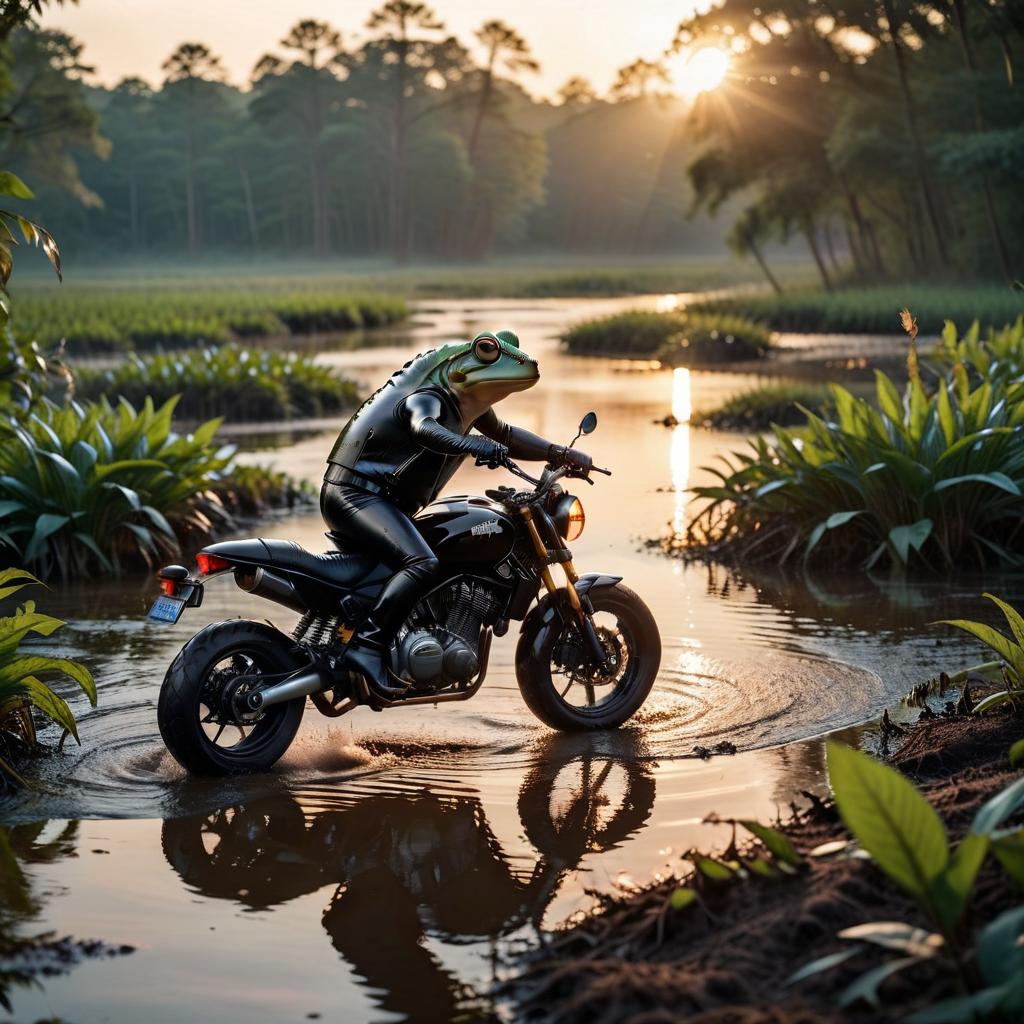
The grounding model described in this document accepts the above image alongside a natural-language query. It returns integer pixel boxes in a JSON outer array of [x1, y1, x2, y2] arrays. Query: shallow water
[[1, 297, 1016, 1023]]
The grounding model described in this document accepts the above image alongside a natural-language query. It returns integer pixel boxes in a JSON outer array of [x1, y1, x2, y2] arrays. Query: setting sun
[[672, 46, 730, 96]]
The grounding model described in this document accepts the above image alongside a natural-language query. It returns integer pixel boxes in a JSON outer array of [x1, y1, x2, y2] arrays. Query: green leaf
[[1010, 738, 1024, 768], [939, 617, 1024, 683], [806, 511, 861, 559], [889, 519, 933, 565], [934, 473, 1021, 496], [0, 567, 39, 602], [21, 676, 79, 742], [838, 957, 918, 1009], [141, 504, 175, 538], [785, 948, 860, 987], [907, 987, 1012, 1024], [992, 831, 1024, 888], [24, 513, 70, 562], [0, 172, 34, 199], [739, 819, 802, 867], [826, 741, 949, 902], [692, 855, 733, 880], [977, 904, 1024, 986], [0, 654, 96, 705], [974, 691, 1017, 715], [986, 593, 1024, 653], [972, 775, 1024, 835], [669, 887, 696, 910], [744, 856, 778, 877], [933, 832, 989, 927], [875, 370, 904, 423]]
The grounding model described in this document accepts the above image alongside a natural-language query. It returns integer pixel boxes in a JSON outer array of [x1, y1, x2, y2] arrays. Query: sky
[[40, 0, 706, 99]]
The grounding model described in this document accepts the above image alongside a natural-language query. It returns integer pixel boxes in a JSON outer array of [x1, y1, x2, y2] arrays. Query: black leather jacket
[[326, 382, 555, 514]]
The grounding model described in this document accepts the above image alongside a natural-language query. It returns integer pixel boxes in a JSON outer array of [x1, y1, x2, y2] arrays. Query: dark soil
[[508, 710, 1023, 1024]]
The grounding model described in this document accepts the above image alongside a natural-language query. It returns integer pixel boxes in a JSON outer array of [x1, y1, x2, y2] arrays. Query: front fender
[[515, 573, 623, 671]]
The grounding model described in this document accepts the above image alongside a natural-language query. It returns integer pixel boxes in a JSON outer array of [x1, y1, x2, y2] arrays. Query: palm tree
[[161, 42, 225, 255]]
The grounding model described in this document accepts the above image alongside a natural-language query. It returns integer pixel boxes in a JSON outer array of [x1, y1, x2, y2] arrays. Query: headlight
[[553, 493, 585, 541]]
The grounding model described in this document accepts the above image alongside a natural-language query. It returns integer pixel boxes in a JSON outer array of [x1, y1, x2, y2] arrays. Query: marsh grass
[[690, 286, 1024, 336], [15, 287, 408, 354], [561, 309, 770, 363], [77, 344, 359, 422], [692, 383, 829, 431]]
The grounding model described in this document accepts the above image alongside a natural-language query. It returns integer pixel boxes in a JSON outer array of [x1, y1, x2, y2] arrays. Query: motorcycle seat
[[254, 539, 376, 587]]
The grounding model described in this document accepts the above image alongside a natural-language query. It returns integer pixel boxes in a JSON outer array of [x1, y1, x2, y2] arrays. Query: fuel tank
[[415, 495, 517, 566]]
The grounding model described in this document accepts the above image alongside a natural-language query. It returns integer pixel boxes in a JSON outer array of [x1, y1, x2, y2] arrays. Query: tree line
[[0, 0, 1019, 282], [0, 2, 725, 263], [680, 0, 1024, 288]]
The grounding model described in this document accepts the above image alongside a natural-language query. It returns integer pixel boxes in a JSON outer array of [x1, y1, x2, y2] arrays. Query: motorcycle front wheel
[[515, 582, 660, 731], [157, 619, 306, 776]]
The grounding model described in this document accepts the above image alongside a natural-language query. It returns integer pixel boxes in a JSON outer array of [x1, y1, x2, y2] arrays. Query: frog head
[[443, 329, 539, 407]]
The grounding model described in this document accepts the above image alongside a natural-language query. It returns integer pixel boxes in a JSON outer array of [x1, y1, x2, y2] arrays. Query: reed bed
[[77, 344, 359, 422], [689, 285, 1023, 336], [14, 287, 408, 355]]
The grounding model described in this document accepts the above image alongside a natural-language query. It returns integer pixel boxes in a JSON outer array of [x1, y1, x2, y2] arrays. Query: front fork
[[520, 507, 607, 665]]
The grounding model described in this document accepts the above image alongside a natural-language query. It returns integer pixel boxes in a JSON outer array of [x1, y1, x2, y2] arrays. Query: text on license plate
[[148, 595, 187, 623]]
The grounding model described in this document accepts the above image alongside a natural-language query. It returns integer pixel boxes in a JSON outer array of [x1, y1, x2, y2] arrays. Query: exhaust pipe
[[245, 668, 327, 711], [234, 566, 307, 614]]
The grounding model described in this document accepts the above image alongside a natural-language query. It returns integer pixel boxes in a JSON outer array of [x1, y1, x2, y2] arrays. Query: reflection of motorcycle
[[160, 733, 655, 1023], [153, 413, 660, 776]]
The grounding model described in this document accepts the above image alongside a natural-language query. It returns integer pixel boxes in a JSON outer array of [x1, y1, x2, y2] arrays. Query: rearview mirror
[[579, 411, 598, 435]]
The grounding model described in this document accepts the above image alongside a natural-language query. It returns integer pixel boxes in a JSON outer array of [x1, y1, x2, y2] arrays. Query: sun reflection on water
[[671, 367, 692, 536]]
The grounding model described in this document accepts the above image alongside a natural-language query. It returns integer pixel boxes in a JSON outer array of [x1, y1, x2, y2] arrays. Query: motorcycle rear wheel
[[515, 582, 660, 731], [158, 620, 305, 776]]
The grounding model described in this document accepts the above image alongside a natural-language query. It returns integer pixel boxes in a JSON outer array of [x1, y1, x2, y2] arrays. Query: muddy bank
[[508, 708, 1023, 1024]]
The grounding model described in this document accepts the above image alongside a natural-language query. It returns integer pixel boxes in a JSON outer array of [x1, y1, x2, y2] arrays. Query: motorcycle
[[152, 412, 661, 775]]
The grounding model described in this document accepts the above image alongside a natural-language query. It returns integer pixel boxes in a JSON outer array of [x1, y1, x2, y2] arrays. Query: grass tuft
[[561, 309, 770, 364]]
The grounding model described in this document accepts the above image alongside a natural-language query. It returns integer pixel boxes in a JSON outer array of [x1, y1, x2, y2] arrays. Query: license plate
[[147, 595, 187, 623]]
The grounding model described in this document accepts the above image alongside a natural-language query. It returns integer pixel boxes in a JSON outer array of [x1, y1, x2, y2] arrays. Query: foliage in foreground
[[933, 316, 1024, 386], [77, 344, 359, 422], [16, 287, 408, 354], [0, 569, 96, 787], [692, 383, 828, 432], [688, 287, 1024, 338], [788, 741, 1024, 1020], [687, 319, 1024, 571], [0, 396, 234, 579], [939, 593, 1024, 721], [560, 309, 770, 364], [0, 330, 71, 411]]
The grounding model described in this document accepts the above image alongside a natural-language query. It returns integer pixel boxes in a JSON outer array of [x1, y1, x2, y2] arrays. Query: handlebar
[[474, 454, 612, 499]]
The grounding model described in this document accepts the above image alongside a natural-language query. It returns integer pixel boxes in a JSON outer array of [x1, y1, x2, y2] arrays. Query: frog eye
[[473, 336, 501, 363]]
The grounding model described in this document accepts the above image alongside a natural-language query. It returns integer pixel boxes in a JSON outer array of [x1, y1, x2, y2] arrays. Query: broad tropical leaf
[[827, 742, 949, 901]]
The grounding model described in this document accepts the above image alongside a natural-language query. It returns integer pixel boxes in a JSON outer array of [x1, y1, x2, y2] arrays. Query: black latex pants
[[320, 482, 439, 641]]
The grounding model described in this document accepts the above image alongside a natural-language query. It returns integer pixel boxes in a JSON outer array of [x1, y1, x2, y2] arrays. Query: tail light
[[196, 552, 232, 575], [160, 578, 179, 597]]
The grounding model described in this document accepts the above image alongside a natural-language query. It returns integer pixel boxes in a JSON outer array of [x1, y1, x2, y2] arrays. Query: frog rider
[[321, 329, 592, 693]]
